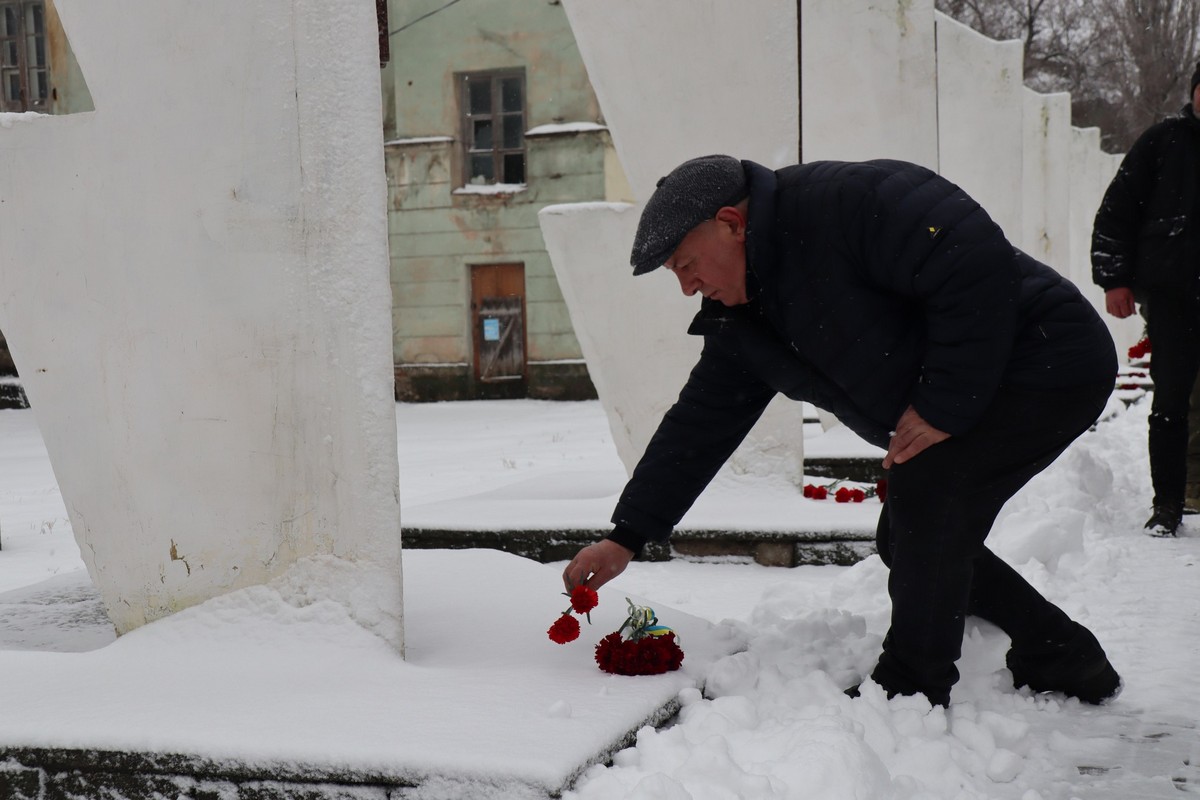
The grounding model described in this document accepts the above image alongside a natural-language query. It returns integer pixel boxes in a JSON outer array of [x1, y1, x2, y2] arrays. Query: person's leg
[[869, 382, 1111, 706], [965, 551, 1074, 646], [1144, 291, 1200, 533], [877, 503, 1073, 650], [1184, 371, 1200, 512]]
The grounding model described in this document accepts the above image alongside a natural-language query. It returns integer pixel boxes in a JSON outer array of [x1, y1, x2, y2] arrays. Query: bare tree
[[1097, 0, 1200, 142], [936, 0, 1200, 151]]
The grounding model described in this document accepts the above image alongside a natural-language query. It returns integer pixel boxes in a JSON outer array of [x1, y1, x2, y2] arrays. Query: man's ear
[[714, 206, 747, 240]]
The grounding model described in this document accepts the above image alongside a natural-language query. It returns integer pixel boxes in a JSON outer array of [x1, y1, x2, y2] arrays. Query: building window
[[459, 70, 526, 186], [0, 1, 47, 113]]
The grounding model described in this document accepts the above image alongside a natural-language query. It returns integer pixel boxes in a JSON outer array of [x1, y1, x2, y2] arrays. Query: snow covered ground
[[0, 396, 1198, 798]]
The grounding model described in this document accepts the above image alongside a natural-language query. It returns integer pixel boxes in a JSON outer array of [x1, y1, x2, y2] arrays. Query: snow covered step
[[0, 550, 742, 799]]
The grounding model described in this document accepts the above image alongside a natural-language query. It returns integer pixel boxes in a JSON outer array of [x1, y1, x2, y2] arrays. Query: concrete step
[[402, 526, 877, 568], [804, 456, 885, 485]]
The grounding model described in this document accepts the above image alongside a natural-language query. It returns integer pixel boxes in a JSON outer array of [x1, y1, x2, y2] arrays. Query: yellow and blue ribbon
[[621, 598, 676, 640]]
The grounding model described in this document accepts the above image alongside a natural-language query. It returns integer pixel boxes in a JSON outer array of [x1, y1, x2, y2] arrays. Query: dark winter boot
[[1007, 623, 1122, 704], [843, 680, 948, 708], [1144, 503, 1182, 537], [868, 642, 953, 708]]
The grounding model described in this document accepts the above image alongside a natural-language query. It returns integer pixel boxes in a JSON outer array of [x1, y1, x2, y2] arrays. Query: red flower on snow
[[594, 631, 685, 676], [808, 480, 884, 503], [1128, 337, 1151, 360], [570, 585, 599, 615], [591, 599, 685, 675], [547, 613, 580, 644]]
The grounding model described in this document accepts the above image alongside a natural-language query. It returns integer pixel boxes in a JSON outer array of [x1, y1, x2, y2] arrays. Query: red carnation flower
[[594, 632, 684, 675], [643, 635, 685, 672], [548, 613, 580, 644], [570, 585, 599, 615], [851, 488, 866, 502], [804, 484, 830, 500], [876, 479, 888, 503], [654, 634, 686, 672], [594, 632, 624, 672], [835, 486, 853, 503]]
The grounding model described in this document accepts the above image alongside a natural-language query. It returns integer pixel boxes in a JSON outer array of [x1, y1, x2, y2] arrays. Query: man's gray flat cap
[[630, 154, 748, 276]]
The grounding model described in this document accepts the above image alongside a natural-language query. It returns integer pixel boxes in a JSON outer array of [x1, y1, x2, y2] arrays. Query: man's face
[[663, 208, 749, 306], [1193, 82, 1200, 110]]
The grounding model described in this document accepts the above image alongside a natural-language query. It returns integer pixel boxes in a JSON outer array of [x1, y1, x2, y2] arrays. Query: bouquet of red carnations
[[547, 589, 684, 675], [593, 598, 684, 676]]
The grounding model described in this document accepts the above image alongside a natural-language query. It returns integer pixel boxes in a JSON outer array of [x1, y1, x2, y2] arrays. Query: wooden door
[[470, 264, 526, 384]]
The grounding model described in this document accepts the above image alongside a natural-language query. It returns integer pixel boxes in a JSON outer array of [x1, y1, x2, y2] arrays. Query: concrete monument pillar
[[0, 0, 403, 648], [548, 0, 805, 483], [1021, 90, 1072, 268], [800, 0, 938, 168], [934, 12, 1026, 243]]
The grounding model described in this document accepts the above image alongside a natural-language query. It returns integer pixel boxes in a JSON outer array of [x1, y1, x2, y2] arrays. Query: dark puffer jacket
[[611, 159, 1116, 550], [1091, 105, 1200, 292]]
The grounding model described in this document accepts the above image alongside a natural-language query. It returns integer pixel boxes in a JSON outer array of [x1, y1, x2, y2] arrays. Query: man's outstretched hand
[[884, 404, 950, 468], [562, 539, 635, 592]]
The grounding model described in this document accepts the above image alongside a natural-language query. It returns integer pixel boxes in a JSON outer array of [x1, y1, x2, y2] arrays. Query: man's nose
[[673, 269, 699, 296]]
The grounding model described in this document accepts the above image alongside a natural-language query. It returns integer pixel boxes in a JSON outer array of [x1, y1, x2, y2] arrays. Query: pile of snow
[[0, 397, 1197, 798], [574, 396, 1200, 799]]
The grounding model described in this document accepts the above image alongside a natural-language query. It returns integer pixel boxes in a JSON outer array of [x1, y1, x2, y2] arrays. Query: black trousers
[[871, 381, 1112, 704], [1144, 290, 1200, 510]]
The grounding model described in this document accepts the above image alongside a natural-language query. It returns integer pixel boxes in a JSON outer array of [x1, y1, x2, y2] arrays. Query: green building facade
[[383, 0, 630, 400], [7, 1, 613, 403]]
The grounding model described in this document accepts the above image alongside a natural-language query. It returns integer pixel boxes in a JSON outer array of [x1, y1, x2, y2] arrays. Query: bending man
[[564, 155, 1121, 708]]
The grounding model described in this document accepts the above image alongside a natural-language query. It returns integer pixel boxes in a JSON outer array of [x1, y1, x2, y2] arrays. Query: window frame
[[457, 68, 527, 187], [0, 0, 48, 113]]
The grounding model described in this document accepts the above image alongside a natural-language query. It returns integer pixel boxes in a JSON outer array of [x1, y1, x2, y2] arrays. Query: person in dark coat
[[563, 154, 1122, 708], [1091, 62, 1200, 537]]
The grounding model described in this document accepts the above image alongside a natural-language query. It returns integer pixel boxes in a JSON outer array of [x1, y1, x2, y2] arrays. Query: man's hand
[[1105, 287, 1136, 319], [884, 405, 950, 468], [562, 539, 635, 592]]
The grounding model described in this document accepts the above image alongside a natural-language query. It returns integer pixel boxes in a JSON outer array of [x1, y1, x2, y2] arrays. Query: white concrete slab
[[0, 550, 740, 796]]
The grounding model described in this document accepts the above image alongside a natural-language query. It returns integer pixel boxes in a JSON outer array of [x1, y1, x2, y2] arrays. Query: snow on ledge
[[384, 135, 454, 146], [539, 201, 635, 217], [453, 183, 527, 196], [525, 122, 608, 136]]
